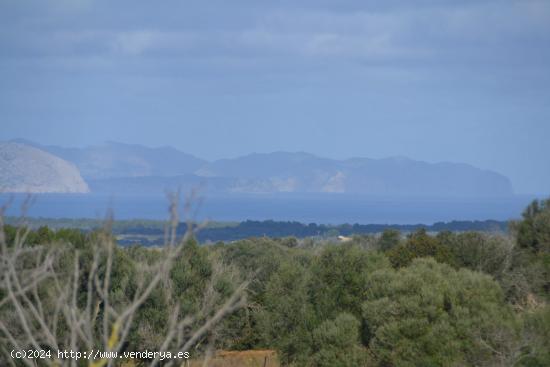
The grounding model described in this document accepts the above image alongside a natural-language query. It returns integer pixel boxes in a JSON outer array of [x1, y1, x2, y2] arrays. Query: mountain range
[[1, 139, 514, 197]]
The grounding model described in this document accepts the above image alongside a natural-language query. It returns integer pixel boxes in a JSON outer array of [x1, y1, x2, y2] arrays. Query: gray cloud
[[3, 1, 549, 65]]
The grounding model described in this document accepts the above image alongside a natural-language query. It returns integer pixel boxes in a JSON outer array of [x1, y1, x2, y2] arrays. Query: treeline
[[1, 199, 549, 366], [5, 216, 508, 244], [189, 219, 508, 242]]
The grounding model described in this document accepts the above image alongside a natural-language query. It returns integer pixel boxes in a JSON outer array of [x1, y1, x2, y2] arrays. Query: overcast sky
[[1, 0, 549, 194]]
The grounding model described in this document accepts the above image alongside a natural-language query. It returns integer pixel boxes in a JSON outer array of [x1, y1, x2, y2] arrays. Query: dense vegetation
[[1, 199, 549, 366]]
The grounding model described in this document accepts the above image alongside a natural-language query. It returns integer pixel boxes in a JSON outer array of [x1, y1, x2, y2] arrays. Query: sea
[[0, 193, 538, 225]]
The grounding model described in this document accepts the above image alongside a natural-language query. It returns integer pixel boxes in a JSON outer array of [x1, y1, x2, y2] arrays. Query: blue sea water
[[0, 193, 537, 225]]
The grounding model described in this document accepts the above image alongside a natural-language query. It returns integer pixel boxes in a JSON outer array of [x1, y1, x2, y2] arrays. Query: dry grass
[[118, 350, 279, 367], [187, 350, 279, 367]]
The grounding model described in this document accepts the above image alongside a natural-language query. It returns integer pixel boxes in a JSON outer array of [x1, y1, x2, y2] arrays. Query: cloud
[[1, 0, 549, 89], [1, 0, 549, 72], [111, 31, 156, 55]]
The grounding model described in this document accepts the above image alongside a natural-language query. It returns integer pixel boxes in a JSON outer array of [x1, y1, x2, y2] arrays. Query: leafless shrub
[[0, 192, 248, 367]]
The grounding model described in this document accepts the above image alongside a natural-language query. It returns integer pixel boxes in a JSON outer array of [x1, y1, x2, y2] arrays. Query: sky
[[0, 0, 549, 195]]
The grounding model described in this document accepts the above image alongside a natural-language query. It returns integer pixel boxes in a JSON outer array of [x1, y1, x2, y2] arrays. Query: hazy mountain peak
[[195, 151, 514, 197], [19, 140, 206, 180]]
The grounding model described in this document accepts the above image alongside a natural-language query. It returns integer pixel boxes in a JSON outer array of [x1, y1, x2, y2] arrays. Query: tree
[[386, 228, 455, 268], [447, 232, 514, 279], [516, 305, 550, 366], [309, 244, 390, 320], [377, 229, 401, 252], [512, 198, 550, 254], [213, 237, 297, 350], [363, 258, 519, 366], [311, 313, 368, 367], [256, 260, 315, 365], [509, 198, 550, 301]]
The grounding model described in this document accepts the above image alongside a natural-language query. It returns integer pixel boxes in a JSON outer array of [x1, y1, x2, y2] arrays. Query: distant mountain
[[6, 141, 514, 197], [196, 152, 514, 197], [0, 142, 89, 193], [14, 139, 206, 180]]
